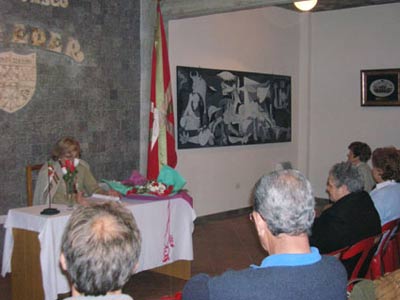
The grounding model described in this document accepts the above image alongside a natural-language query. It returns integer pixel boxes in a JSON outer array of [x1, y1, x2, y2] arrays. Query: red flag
[[147, 4, 177, 180]]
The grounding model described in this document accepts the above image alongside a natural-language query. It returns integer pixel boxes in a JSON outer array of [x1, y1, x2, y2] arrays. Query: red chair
[[393, 228, 400, 269], [384, 219, 400, 273], [368, 219, 399, 279], [328, 234, 382, 290], [384, 237, 398, 273]]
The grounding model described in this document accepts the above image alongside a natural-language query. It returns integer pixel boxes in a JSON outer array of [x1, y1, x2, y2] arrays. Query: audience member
[[370, 147, 400, 225], [310, 162, 381, 277], [183, 169, 347, 300], [33, 136, 119, 205], [347, 141, 375, 192], [60, 202, 141, 299]]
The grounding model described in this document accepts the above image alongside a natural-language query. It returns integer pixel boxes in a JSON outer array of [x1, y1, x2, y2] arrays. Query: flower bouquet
[[103, 166, 186, 198], [60, 158, 79, 207], [126, 180, 174, 196]]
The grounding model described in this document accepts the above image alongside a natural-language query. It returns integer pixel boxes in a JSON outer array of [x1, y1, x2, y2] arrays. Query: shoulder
[[320, 255, 346, 271], [342, 191, 377, 213], [371, 182, 400, 200], [77, 159, 90, 169], [184, 269, 259, 297], [383, 182, 400, 192], [357, 162, 372, 171], [183, 273, 211, 300], [207, 268, 274, 299], [346, 191, 372, 203], [38, 160, 59, 175], [208, 267, 282, 291]]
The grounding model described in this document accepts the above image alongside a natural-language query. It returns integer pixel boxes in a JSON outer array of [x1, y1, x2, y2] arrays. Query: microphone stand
[[41, 161, 60, 215]]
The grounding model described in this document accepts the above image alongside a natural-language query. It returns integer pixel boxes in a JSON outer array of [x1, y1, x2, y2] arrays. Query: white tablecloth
[[1, 197, 196, 300]]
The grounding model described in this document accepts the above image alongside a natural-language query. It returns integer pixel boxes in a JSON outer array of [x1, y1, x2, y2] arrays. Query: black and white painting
[[176, 66, 291, 149]]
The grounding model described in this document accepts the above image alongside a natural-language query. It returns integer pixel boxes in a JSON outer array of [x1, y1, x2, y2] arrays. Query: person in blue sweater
[[370, 146, 400, 225], [183, 169, 347, 300]]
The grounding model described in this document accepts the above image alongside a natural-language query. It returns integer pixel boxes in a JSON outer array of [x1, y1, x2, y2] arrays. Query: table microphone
[[41, 161, 60, 215]]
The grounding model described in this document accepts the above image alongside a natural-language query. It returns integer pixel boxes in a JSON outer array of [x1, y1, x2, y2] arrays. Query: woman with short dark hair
[[347, 141, 375, 192], [370, 147, 400, 225]]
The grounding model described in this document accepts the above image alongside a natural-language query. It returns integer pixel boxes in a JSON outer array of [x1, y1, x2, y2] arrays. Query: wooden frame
[[26, 164, 43, 206], [361, 69, 400, 106]]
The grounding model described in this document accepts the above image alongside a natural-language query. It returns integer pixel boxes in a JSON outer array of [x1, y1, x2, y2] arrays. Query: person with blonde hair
[[33, 136, 118, 205]]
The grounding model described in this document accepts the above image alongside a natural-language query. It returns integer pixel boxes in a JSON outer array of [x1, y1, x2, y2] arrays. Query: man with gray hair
[[310, 162, 381, 276], [60, 202, 141, 299], [183, 169, 347, 300]]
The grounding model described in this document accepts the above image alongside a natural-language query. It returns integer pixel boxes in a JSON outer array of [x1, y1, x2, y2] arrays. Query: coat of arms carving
[[0, 51, 37, 113]]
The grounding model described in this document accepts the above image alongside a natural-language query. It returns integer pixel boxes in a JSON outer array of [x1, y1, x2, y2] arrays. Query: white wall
[[309, 4, 400, 197], [169, 7, 304, 216], [169, 3, 400, 216]]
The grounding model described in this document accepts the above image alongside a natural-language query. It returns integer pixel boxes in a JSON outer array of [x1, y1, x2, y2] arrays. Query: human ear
[[132, 262, 139, 273], [253, 212, 268, 235], [60, 253, 67, 271]]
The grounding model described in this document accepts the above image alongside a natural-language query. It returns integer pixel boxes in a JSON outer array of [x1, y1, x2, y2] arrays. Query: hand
[[76, 192, 89, 206], [107, 189, 121, 198]]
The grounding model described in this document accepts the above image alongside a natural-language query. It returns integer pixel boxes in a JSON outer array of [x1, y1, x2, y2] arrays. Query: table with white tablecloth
[[1, 195, 196, 300]]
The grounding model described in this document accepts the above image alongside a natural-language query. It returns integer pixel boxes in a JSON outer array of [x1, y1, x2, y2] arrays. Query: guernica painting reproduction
[[176, 66, 291, 149]]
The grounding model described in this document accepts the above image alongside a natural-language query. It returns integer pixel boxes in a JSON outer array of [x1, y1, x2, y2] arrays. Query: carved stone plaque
[[0, 51, 37, 113]]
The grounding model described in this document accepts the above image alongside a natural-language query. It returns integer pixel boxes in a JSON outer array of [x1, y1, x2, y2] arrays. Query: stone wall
[[0, 0, 141, 213]]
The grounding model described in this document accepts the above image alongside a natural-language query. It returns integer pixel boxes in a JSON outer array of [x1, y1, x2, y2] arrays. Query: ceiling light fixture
[[294, 0, 318, 11]]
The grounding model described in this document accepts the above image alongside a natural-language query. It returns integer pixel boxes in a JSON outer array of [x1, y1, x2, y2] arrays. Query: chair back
[[375, 219, 399, 259], [381, 219, 400, 274], [368, 220, 399, 279], [380, 219, 400, 252], [335, 234, 382, 280], [26, 164, 43, 206]]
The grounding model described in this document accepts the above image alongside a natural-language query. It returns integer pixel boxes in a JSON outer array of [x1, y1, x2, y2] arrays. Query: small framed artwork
[[361, 69, 400, 106]]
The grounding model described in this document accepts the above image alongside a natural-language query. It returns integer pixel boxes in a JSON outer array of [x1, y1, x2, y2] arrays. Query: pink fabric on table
[[124, 190, 193, 208], [121, 170, 147, 186]]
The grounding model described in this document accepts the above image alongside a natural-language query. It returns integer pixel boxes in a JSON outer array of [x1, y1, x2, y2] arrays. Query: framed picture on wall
[[361, 69, 400, 106], [176, 66, 291, 149]]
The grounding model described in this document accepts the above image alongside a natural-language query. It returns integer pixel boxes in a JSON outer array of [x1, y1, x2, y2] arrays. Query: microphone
[[41, 161, 60, 215]]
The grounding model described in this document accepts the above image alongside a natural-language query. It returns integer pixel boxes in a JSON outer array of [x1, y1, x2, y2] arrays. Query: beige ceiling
[[281, 0, 400, 11], [160, 0, 400, 20]]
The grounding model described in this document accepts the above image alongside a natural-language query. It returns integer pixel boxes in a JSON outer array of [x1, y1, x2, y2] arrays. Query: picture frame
[[176, 66, 291, 149], [361, 69, 400, 106]]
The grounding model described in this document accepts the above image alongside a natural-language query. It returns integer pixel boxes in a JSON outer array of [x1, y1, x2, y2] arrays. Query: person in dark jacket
[[310, 161, 381, 277], [183, 169, 347, 300]]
